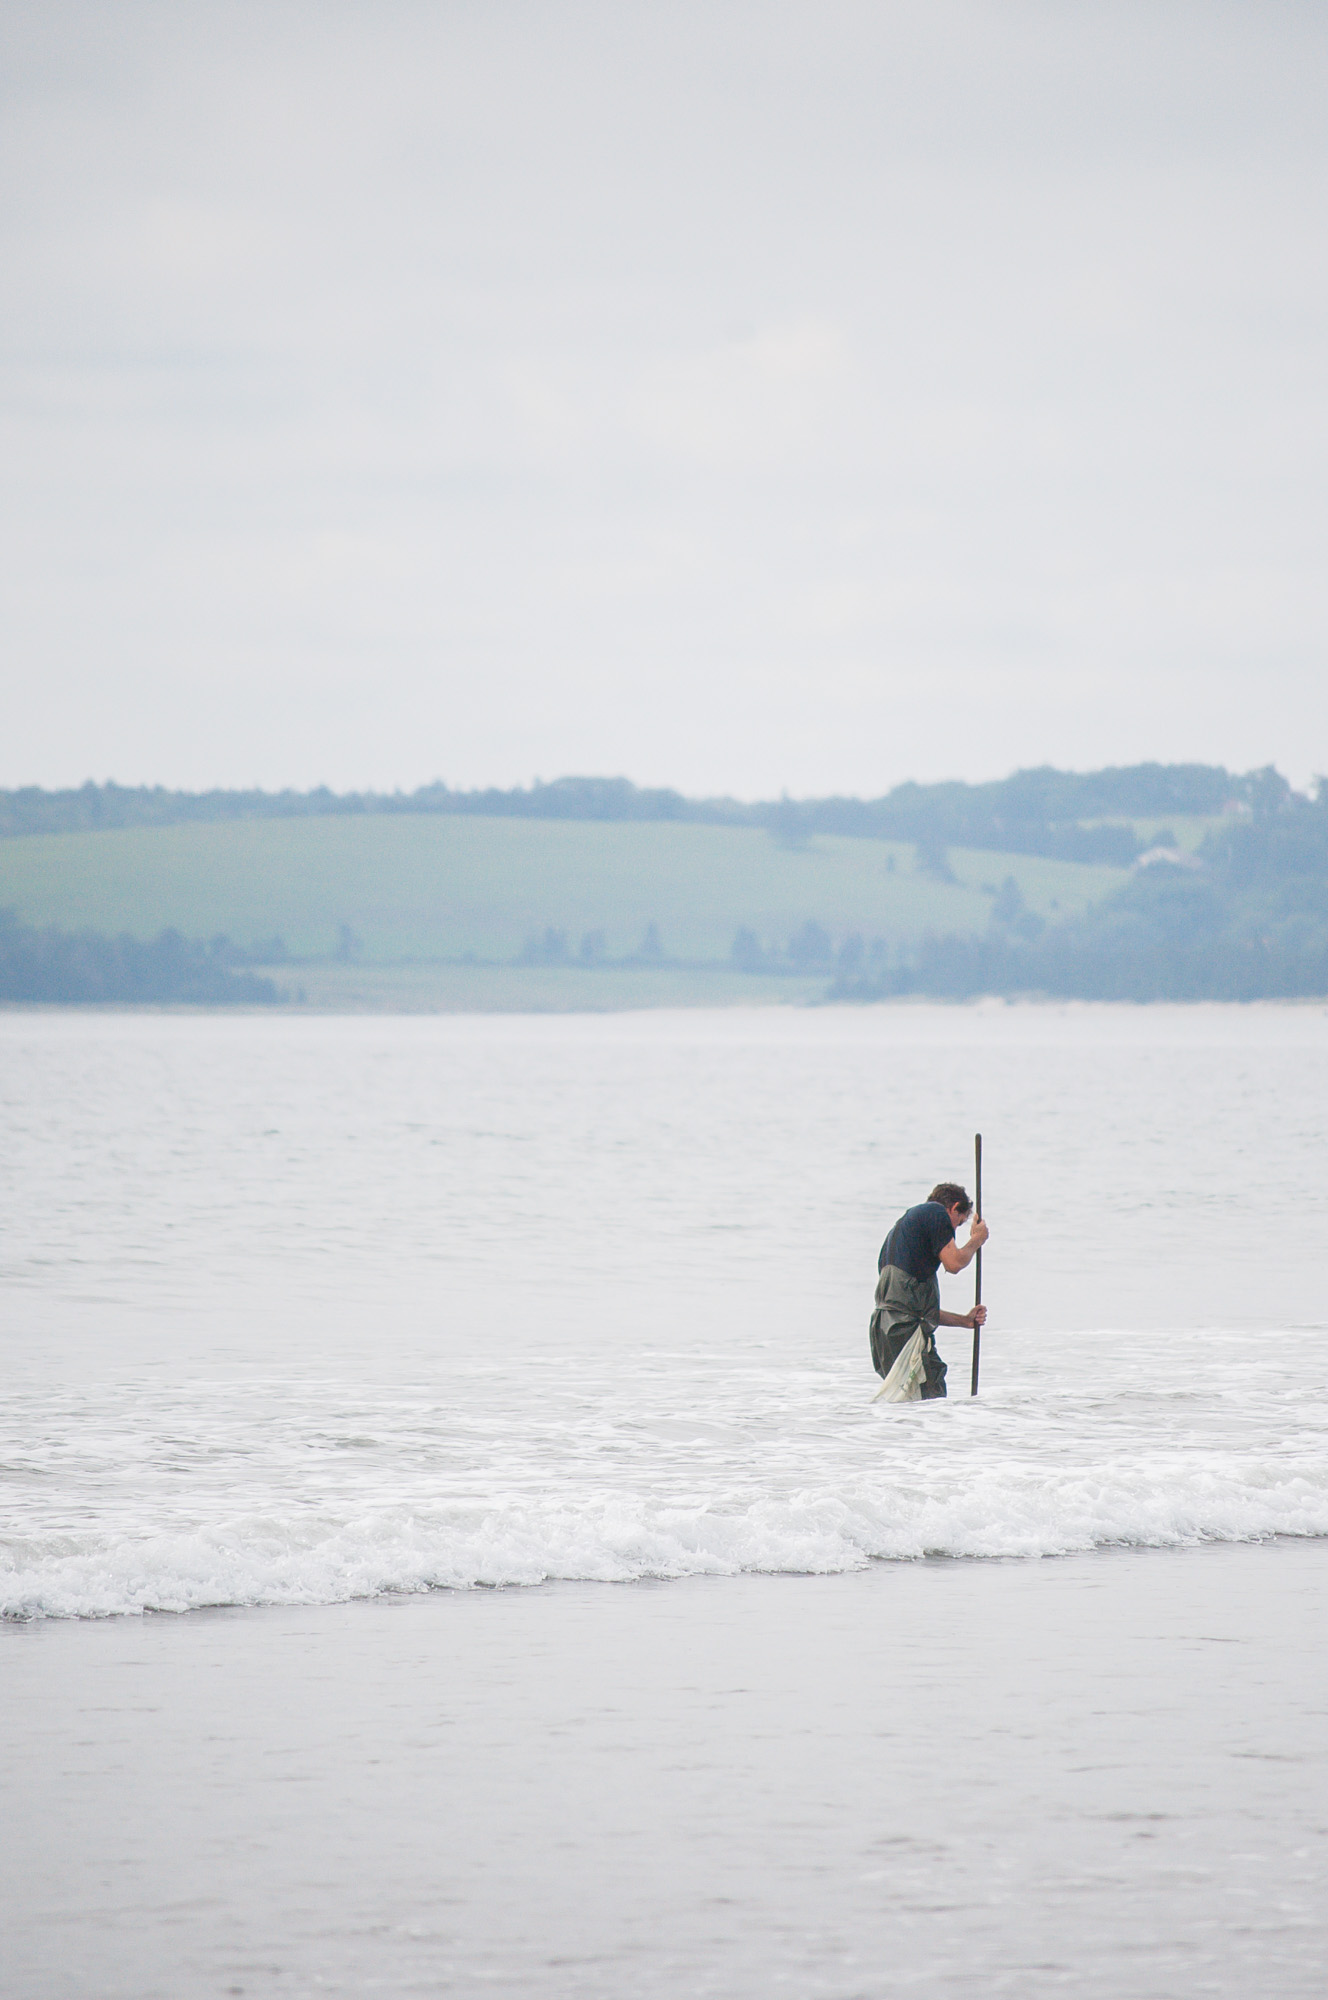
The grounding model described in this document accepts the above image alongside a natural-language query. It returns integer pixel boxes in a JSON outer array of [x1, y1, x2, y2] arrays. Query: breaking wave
[[6, 1352, 1328, 1617]]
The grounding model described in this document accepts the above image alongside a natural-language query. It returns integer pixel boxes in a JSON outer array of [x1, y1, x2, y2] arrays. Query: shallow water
[[3, 1003, 1327, 1617], [6, 1002, 1328, 1999], [7, 1544, 1328, 2000]]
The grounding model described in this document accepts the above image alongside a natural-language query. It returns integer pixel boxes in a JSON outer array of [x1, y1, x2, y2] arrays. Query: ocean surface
[[3, 1002, 1326, 1618], [5, 1002, 1328, 2000]]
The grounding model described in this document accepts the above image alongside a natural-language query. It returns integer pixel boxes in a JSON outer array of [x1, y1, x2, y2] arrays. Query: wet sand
[[6, 1537, 1326, 1999]]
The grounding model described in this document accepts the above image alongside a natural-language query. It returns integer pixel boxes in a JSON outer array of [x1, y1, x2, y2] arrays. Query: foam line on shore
[[7, 1463, 1328, 1620]]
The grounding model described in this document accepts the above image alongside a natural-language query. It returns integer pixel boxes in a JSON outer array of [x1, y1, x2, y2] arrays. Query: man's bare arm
[[938, 1216, 989, 1274], [937, 1304, 987, 1329]]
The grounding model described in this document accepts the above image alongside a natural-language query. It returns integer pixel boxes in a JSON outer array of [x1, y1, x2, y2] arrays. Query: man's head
[[928, 1182, 972, 1224]]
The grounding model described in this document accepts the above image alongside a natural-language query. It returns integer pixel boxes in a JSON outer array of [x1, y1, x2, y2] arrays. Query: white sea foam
[[6, 1484, 1328, 1622], [5, 1348, 1327, 1618]]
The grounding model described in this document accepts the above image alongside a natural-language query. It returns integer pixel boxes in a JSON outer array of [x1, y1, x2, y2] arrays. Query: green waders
[[870, 1264, 949, 1399]]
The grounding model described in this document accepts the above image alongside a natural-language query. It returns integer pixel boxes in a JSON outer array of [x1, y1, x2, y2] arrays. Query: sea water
[[3, 1002, 1326, 1618], [5, 1002, 1328, 2000]]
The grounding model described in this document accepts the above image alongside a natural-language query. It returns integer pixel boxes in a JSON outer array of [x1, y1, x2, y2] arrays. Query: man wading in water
[[870, 1183, 989, 1399]]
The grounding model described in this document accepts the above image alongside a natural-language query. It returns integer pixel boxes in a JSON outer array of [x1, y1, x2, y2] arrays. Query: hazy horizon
[[4, 1, 1327, 797]]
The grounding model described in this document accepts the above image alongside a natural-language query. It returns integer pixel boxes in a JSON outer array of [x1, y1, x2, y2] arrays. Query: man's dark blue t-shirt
[[878, 1201, 956, 1282]]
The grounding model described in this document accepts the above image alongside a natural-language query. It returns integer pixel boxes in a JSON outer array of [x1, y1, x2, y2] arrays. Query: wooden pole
[[970, 1132, 983, 1397]]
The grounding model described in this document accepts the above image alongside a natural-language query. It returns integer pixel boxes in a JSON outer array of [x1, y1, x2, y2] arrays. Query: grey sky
[[3, 0, 1327, 796]]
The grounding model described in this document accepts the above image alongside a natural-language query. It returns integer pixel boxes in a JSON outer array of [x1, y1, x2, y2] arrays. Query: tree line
[[830, 783, 1328, 1002], [0, 763, 1279, 867], [0, 911, 284, 1005]]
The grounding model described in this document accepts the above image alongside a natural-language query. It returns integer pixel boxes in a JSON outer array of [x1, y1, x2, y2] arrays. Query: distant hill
[[2, 764, 1321, 1004], [0, 814, 1123, 971], [0, 761, 1274, 867]]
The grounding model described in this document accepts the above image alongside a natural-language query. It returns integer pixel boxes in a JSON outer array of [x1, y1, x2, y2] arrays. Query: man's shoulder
[[916, 1200, 955, 1240]]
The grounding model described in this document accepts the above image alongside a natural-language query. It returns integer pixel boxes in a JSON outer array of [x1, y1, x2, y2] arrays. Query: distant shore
[[261, 960, 829, 1012]]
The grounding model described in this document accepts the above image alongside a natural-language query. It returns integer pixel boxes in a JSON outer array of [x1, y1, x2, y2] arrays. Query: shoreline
[[5, 983, 1328, 1015]]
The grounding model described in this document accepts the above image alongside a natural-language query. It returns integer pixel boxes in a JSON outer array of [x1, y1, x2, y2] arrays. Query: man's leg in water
[[920, 1339, 948, 1400]]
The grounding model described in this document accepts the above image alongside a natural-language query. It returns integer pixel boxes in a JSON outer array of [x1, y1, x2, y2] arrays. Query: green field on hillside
[[265, 961, 828, 1012], [0, 814, 1126, 965]]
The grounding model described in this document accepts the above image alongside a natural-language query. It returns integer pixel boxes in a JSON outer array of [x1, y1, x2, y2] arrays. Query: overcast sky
[[3, 0, 1327, 797]]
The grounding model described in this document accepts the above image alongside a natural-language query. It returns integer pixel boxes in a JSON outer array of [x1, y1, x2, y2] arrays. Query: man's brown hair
[[928, 1182, 972, 1214]]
